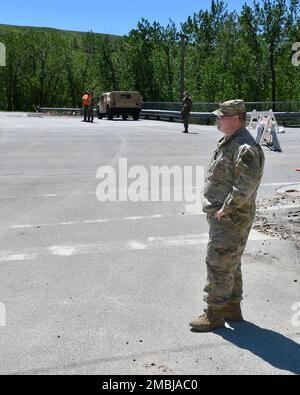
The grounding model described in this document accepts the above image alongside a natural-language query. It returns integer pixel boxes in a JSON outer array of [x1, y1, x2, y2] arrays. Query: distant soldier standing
[[88, 91, 95, 123], [190, 100, 265, 332], [181, 91, 193, 133]]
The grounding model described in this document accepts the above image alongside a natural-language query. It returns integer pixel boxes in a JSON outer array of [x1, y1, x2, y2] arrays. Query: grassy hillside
[[0, 23, 127, 111], [0, 23, 121, 40]]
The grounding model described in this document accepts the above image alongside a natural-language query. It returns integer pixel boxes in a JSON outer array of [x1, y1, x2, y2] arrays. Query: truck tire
[[133, 112, 140, 121], [97, 107, 104, 119]]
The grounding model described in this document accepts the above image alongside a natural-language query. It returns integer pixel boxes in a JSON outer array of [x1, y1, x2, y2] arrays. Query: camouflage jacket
[[203, 127, 265, 220], [181, 96, 193, 113]]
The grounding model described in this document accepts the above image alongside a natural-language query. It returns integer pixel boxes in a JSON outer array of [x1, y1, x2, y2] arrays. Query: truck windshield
[[120, 94, 132, 99]]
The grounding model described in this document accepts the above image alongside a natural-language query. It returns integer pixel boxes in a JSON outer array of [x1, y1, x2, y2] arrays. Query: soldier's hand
[[215, 210, 226, 222]]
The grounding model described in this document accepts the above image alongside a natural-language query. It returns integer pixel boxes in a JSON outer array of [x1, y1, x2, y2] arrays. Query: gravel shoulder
[[255, 185, 300, 249]]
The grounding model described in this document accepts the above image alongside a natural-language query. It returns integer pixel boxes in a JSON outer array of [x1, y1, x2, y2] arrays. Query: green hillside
[[0, 23, 120, 40], [0, 23, 126, 111]]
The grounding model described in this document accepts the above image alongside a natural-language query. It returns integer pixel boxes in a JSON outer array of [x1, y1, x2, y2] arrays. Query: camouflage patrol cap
[[213, 99, 246, 116]]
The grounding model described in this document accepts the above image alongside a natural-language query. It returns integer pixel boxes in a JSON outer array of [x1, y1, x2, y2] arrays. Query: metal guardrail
[[39, 107, 82, 113], [140, 109, 214, 121], [38, 107, 214, 120], [271, 112, 300, 120], [143, 101, 300, 113], [38, 107, 300, 122], [141, 110, 300, 122]]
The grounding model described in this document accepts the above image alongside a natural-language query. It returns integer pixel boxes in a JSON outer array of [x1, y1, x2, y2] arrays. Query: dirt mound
[[255, 190, 300, 247]]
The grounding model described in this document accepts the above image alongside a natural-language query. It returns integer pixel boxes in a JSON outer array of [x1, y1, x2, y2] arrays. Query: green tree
[[0, 32, 28, 110], [125, 18, 160, 100], [249, 0, 299, 108], [181, 0, 229, 99]]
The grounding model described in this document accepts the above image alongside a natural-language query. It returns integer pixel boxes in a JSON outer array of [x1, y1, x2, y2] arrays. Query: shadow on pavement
[[216, 321, 300, 375]]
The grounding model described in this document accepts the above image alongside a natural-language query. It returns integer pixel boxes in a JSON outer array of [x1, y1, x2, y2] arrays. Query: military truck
[[96, 91, 142, 121]]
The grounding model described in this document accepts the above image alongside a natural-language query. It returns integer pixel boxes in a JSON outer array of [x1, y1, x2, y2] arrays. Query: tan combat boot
[[222, 303, 244, 322], [189, 307, 225, 332]]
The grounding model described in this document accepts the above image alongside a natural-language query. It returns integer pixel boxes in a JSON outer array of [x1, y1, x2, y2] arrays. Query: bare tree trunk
[[270, 50, 276, 112]]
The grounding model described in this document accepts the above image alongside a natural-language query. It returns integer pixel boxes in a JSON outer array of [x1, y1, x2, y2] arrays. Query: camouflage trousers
[[88, 106, 94, 122], [182, 111, 190, 131], [203, 213, 254, 309], [83, 106, 89, 121]]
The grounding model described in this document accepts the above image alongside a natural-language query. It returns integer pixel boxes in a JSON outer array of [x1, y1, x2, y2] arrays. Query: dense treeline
[[0, 0, 300, 111]]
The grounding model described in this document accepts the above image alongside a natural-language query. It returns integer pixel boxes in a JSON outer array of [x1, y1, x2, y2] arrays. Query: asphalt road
[[0, 112, 299, 375]]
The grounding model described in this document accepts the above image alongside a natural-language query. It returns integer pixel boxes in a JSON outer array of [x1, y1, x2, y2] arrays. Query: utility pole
[[179, 33, 188, 100]]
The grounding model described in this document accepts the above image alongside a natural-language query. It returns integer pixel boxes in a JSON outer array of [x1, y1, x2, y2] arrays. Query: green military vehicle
[[96, 91, 142, 121]]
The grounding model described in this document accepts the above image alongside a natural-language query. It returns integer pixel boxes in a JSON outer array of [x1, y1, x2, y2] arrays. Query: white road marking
[[5, 210, 283, 232], [0, 253, 38, 262], [148, 230, 273, 246], [47, 243, 114, 257], [0, 230, 276, 263], [84, 219, 112, 224], [48, 246, 76, 257], [125, 216, 148, 221], [148, 234, 208, 246], [130, 242, 147, 250], [5, 213, 202, 230], [0, 187, 203, 198]]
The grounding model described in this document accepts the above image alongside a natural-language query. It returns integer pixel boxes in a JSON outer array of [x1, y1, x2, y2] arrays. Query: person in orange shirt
[[82, 90, 91, 122]]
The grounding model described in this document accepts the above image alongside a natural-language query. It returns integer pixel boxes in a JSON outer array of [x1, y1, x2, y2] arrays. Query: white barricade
[[251, 110, 282, 152]]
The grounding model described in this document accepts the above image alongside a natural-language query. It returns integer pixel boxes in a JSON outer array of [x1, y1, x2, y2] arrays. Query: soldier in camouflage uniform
[[190, 100, 265, 332], [181, 92, 193, 133], [87, 91, 96, 123]]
